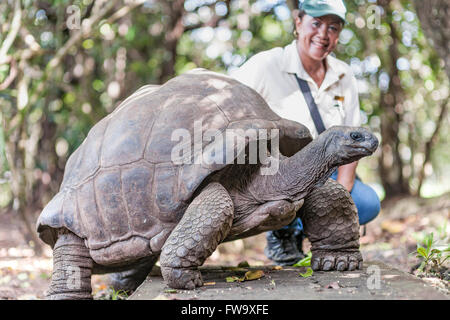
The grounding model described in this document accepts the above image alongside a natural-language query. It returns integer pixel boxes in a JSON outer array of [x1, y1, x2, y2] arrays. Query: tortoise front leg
[[160, 183, 234, 289], [47, 229, 94, 299], [298, 179, 363, 271]]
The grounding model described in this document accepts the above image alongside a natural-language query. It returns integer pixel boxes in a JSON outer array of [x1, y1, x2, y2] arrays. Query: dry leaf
[[243, 270, 265, 281], [272, 266, 283, 270], [381, 220, 405, 234], [226, 276, 240, 283]]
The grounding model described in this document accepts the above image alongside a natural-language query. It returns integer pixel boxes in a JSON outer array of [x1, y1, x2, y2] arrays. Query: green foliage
[[293, 252, 314, 277], [293, 251, 312, 267], [299, 267, 313, 278], [110, 288, 129, 300], [96, 287, 129, 300], [415, 232, 450, 276]]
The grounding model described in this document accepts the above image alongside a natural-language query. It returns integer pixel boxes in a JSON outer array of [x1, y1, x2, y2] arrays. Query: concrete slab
[[129, 261, 448, 300]]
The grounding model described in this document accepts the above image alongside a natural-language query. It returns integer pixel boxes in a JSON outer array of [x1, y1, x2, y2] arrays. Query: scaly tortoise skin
[[37, 69, 378, 299]]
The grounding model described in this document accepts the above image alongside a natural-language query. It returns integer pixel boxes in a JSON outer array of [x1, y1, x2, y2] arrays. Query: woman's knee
[[350, 180, 381, 225]]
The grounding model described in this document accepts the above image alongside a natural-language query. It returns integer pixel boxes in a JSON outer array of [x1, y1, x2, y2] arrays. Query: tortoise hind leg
[[47, 229, 93, 300], [298, 179, 363, 272], [160, 182, 234, 289], [108, 256, 158, 292]]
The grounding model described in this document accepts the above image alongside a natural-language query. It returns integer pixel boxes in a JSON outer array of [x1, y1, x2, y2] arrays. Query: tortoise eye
[[350, 132, 364, 142]]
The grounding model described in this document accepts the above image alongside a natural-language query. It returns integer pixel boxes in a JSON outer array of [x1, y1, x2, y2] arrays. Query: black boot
[[264, 229, 305, 266]]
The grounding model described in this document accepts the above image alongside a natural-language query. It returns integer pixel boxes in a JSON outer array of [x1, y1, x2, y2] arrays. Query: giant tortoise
[[37, 69, 378, 299]]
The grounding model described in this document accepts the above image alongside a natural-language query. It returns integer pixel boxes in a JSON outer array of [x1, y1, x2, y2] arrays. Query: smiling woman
[[230, 0, 381, 266], [294, 11, 344, 87]]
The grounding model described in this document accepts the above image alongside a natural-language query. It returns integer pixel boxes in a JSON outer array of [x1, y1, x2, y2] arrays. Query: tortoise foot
[[311, 250, 363, 271], [161, 266, 203, 290]]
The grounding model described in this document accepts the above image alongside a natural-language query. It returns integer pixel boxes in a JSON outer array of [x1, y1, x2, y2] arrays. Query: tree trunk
[[412, 0, 449, 195], [159, 0, 186, 83], [413, 0, 450, 79], [416, 101, 448, 195], [157, 0, 232, 83], [377, 0, 410, 199]]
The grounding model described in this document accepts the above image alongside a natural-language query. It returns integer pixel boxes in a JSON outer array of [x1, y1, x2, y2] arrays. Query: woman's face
[[295, 14, 343, 62]]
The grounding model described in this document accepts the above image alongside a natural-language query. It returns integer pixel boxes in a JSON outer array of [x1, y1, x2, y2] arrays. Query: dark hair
[[292, 9, 306, 20], [295, 8, 344, 25], [297, 9, 306, 19], [293, 9, 306, 37]]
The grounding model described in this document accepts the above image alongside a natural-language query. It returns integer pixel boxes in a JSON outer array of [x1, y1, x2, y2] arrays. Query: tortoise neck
[[268, 138, 336, 200]]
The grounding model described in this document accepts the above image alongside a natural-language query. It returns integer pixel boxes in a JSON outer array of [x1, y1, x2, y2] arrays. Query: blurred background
[[0, 0, 448, 299]]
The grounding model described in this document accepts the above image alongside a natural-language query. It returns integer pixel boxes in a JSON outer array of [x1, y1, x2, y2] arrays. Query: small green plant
[[415, 232, 450, 277], [292, 251, 312, 267], [99, 287, 129, 300], [110, 288, 129, 300], [299, 267, 313, 278], [293, 252, 314, 278]]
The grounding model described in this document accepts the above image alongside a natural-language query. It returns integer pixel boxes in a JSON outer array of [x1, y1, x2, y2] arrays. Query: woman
[[230, 0, 380, 266]]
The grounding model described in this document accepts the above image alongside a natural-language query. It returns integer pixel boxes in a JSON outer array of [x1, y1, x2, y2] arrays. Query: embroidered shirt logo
[[333, 95, 344, 108]]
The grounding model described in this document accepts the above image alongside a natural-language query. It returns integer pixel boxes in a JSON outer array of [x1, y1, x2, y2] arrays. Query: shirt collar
[[282, 40, 347, 90]]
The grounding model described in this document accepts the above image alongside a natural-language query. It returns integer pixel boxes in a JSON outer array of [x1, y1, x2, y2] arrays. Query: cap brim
[[304, 9, 346, 23]]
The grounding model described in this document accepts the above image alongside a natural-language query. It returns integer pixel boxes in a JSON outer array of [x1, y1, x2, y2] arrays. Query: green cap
[[299, 0, 347, 22]]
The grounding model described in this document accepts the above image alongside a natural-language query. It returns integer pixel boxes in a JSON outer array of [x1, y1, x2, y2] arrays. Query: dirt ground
[[0, 193, 448, 300]]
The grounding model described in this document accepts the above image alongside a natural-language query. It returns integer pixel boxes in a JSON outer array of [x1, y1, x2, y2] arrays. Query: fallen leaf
[[226, 276, 240, 283], [299, 267, 313, 278], [381, 220, 405, 234], [272, 266, 283, 270], [243, 270, 265, 281], [164, 289, 177, 293], [204, 282, 216, 286], [293, 252, 312, 267]]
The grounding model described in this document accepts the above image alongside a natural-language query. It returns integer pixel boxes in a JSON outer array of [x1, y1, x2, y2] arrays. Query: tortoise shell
[[37, 69, 312, 265]]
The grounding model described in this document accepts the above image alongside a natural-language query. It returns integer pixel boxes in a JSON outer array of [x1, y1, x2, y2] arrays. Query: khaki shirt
[[230, 40, 361, 139]]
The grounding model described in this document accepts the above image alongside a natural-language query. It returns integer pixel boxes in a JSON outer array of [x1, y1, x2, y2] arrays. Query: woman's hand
[[336, 161, 358, 192]]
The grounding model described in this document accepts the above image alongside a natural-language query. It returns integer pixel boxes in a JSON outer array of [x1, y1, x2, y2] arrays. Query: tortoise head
[[318, 126, 379, 166]]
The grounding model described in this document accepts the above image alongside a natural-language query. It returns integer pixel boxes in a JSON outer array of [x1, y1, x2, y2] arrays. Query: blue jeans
[[281, 171, 380, 234]]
